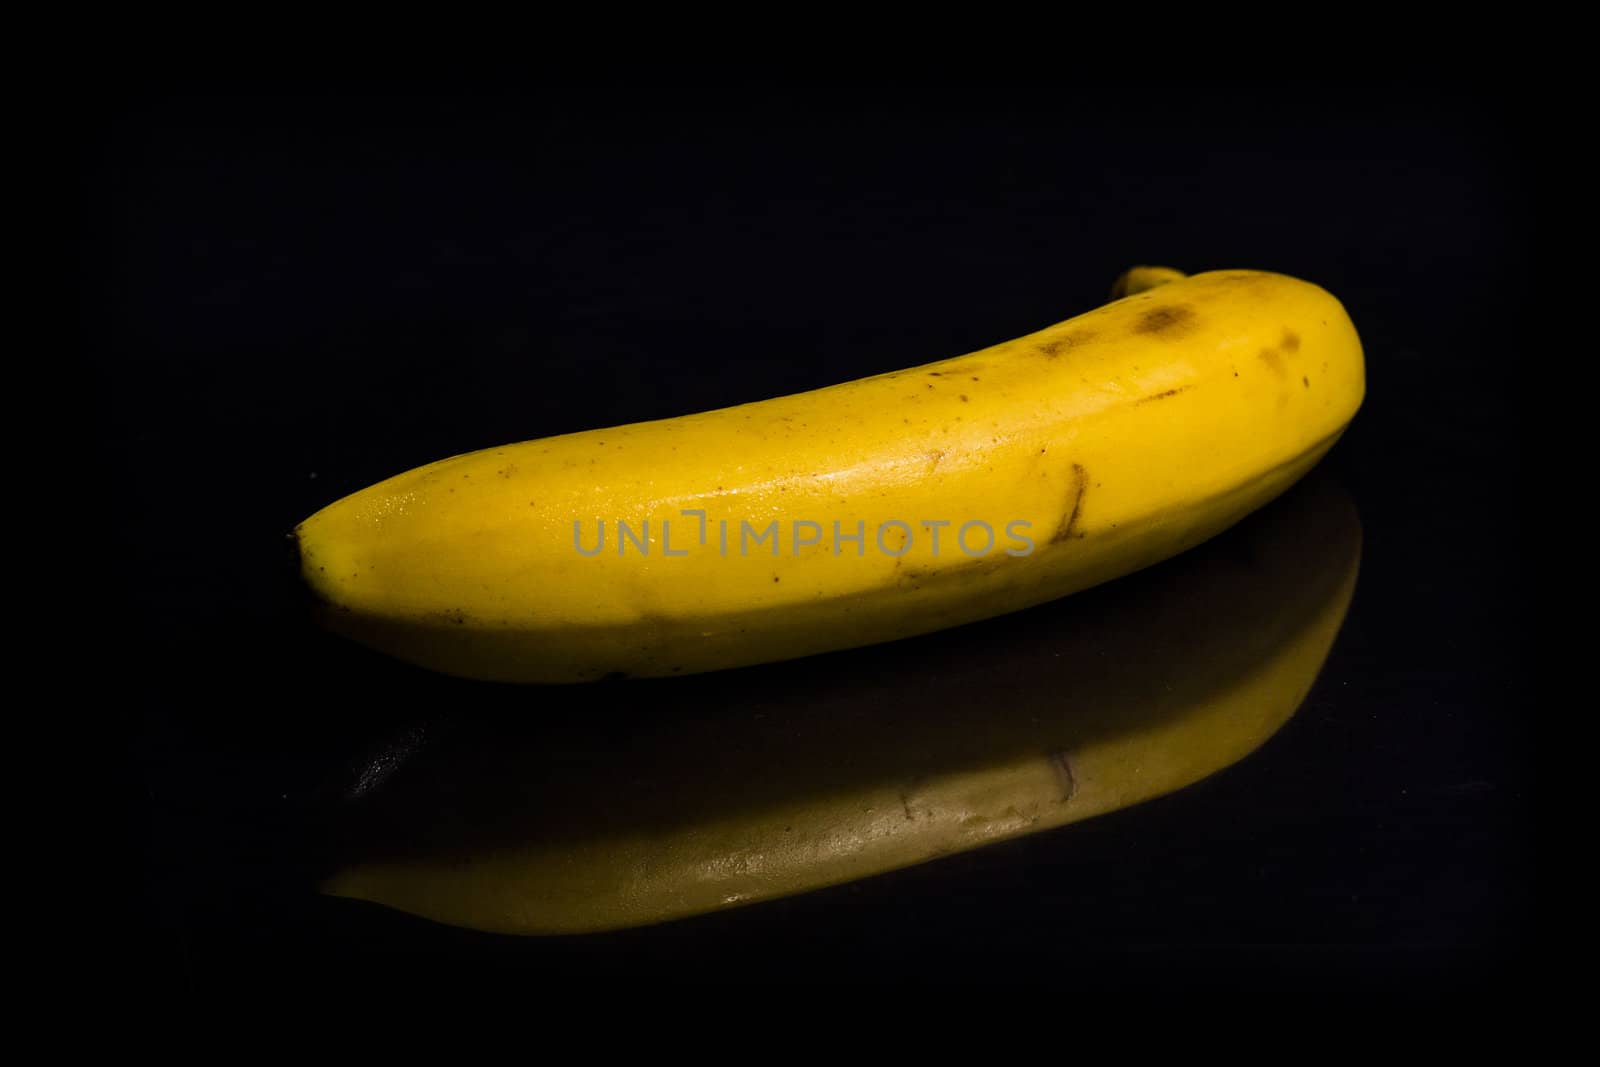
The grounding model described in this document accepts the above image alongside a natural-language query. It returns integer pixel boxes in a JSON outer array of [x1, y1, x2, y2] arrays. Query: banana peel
[[293, 268, 1364, 682]]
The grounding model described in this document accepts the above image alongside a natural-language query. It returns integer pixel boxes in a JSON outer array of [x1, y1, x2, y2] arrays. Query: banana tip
[[286, 526, 323, 614], [1111, 265, 1186, 299]]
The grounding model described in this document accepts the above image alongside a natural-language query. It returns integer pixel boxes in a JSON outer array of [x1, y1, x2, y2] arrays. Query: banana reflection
[[324, 478, 1360, 935]]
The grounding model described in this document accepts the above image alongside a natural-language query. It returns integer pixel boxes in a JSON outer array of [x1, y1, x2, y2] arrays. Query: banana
[[294, 268, 1363, 682], [322, 479, 1361, 935]]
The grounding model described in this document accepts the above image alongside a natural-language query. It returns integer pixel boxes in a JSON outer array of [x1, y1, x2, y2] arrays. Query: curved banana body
[[323, 481, 1361, 934], [295, 269, 1363, 682]]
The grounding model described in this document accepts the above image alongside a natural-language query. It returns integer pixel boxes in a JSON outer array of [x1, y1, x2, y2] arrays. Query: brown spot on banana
[[1051, 463, 1088, 543], [1133, 304, 1197, 337], [1049, 751, 1078, 803], [1036, 328, 1096, 357], [899, 552, 1013, 585]]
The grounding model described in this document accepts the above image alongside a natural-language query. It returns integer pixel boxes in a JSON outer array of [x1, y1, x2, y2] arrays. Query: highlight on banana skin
[[291, 264, 1365, 933]]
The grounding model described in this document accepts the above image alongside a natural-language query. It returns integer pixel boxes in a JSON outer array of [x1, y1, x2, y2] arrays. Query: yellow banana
[[294, 268, 1363, 682], [323, 479, 1361, 935]]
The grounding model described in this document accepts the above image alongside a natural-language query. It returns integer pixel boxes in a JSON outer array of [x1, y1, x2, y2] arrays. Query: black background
[[86, 79, 1530, 992]]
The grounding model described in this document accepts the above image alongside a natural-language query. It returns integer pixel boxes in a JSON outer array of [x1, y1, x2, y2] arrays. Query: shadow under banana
[[324, 478, 1361, 935]]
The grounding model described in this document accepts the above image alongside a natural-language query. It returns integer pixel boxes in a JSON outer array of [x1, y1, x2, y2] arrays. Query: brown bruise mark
[[1281, 329, 1301, 353], [1049, 751, 1078, 803], [899, 551, 1013, 585], [1259, 347, 1286, 376], [1051, 463, 1088, 543], [924, 449, 944, 475], [1036, 328, 1096, 358], [1302, 375, 1311, 389], [1135, 386, 1189, 404], [1133, 304, 1197, 337]]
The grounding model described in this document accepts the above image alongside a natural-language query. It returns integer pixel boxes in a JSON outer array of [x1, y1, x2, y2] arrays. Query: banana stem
[[1111, 265, 1188, 299]]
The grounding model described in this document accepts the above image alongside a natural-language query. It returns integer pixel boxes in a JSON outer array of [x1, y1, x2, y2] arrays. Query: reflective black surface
[[89, 80, 1529, 991]]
